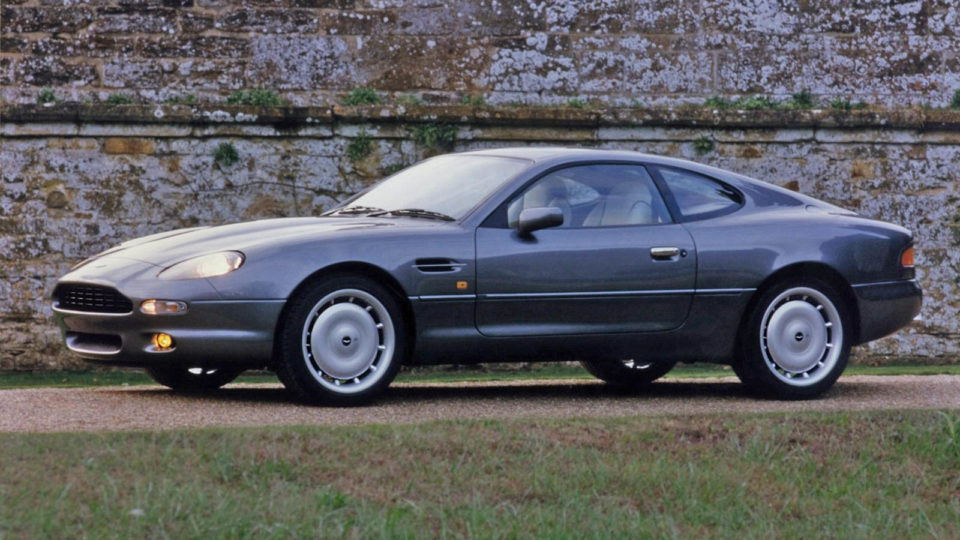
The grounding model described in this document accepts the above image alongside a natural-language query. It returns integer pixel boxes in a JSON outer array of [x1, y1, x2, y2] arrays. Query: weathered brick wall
[[1, 104, 958, 369], [1, 0, 959, 107]]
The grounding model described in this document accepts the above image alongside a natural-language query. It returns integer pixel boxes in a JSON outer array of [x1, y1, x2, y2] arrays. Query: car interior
[[506, 165, 673, 228]]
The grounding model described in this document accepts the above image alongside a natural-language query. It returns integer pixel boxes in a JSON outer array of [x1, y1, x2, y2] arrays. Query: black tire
[[580, 358, 677, 389], [274, 274, 408, 406], [145, 365, 245, 392], [735, 277, 852, 399]]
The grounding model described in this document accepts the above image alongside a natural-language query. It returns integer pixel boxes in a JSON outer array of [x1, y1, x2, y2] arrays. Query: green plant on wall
[[787, 89, 815, 109], [703, 96, 732, 109], [343, 87, 382, 106], [36, 89, 57, 104], [829, 98, 867, 111], [693, 135, 715, 155], [411, 123, 457, 151], [226, 89, 283, 107], [165, 94, 198, 105], [213, 142, 239, 167], [397, 94, 424, 106], [951, 89, 960, 110], [106, 93, 135, 105], [460, 94, 487, 106], [380, 162, 409, 176], [346, 130, 374, 162]]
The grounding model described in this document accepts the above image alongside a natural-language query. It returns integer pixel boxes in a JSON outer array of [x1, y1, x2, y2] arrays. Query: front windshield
[[340, 155, 531, 220]]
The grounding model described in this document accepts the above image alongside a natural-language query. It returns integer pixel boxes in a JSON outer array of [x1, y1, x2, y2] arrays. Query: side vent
[[413, 258, 464, 273]]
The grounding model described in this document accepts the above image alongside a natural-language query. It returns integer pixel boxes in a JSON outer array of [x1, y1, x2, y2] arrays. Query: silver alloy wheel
[[759, 286, 843, 387], [301, 288, 395, 394]]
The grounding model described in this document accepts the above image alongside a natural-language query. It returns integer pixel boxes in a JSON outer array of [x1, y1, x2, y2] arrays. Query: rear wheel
[[581, 358, 676, 389], [146, 365, 244, 392], [735, 278, 851, 399], [275, 274, 408, 405]]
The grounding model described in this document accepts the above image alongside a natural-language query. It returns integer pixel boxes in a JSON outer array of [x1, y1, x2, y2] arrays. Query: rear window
[[655, 166, 742, 221]]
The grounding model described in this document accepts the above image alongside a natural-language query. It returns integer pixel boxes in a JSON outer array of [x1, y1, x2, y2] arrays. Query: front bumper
[[852, 279, 922, 345], [54, 292, 284, 368]]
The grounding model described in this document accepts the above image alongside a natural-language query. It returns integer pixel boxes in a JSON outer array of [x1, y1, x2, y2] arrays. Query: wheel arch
[[739, 262, 860, 345], [270, 261, 416, 368]]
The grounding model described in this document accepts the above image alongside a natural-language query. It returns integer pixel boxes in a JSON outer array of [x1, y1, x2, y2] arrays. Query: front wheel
[[581, 358, 677, 389], [735, 279, 851, 399], [274, 274, 408, 405], [145, 365, 245, 392]]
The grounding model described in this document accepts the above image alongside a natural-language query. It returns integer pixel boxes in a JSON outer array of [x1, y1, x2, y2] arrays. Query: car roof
[[457, 146, 721, 172], [456, 146, 844, 213]]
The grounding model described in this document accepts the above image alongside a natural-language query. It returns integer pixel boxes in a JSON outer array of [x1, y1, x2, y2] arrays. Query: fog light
[[141, 299, 188, 315], [152, 333, 175, 351]]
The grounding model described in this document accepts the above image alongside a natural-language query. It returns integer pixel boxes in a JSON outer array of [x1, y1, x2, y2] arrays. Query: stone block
[[93, 6, 178, 33], [247, 35, 356, 90], [103, 138, 157, 155], [17, 57, 98, 87], [359, 36, 489, 91], [216, 8, 319, 34], [141, 36, 251, 59], [0, 6, 94, 33]]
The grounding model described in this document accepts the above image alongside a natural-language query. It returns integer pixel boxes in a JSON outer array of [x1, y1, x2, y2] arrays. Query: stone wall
[[1, 103, 958, 370], [1, 0, 960, 107]]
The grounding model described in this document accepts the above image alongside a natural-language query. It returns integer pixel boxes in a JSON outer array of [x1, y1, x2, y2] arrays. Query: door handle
[[650, 246, 680, 260]]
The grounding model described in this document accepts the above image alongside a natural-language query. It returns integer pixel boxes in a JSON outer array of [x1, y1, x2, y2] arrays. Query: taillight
[[900, 246, 914, 268]]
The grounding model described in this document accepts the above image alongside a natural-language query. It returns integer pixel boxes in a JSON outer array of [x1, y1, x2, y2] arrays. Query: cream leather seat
[[582, 181, 655, 227], [507, 177, 572, 227]]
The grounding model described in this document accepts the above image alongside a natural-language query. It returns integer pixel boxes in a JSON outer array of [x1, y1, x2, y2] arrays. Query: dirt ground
[[1, 375, 958, 433]]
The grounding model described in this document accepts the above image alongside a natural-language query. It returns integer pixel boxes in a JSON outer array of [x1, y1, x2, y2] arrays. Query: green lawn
[[1, 410, 958, 538], [2, 362, 959, 389]]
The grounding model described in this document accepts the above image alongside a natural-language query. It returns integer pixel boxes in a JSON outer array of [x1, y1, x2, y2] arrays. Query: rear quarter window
[[654, 166, 743, 221]]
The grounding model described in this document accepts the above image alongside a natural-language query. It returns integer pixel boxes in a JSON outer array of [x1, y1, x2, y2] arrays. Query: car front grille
[[54, 284, 134, 314]]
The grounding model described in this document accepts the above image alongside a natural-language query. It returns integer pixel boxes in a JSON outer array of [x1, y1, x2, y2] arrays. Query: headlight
[[158, 251, 244, 280]]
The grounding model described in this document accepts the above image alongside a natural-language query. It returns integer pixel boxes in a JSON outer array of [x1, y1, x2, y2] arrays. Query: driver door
[[475, 163, 697, 337]]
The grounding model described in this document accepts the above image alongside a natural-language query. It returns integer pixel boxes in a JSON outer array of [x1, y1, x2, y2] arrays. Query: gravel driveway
[[2, 375, 959, 433]]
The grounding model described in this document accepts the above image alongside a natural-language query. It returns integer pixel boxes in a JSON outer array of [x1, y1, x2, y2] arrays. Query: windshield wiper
[[368, 208, 456, 221], [322, 205, 384, 216]]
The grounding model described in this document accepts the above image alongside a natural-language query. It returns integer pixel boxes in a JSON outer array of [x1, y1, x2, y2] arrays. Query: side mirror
[[517, 207, 564, 235]]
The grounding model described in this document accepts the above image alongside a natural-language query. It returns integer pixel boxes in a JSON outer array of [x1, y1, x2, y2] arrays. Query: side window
[[654, 166, 742, 220], [506, 164, 672, 228]]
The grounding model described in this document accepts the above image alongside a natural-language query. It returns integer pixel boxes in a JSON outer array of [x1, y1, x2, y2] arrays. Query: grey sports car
[[52, 147, 921, 403]]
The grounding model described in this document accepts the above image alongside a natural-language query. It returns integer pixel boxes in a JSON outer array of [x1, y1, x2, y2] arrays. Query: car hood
[[100, 217, 412, 267]]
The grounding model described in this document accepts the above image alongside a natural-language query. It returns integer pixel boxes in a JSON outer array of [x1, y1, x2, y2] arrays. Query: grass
[[226, 89, 283, 107], [829, 97, 868, 111], [213, 142, 239, 167], [411, 123, 457, 150], [693, 135, 715, 155], [396, 94, 424, 106], [105, 93, 135, 105], [1, 410, 958, 537], [36, 88, 57, 104], [2, 363, 959, 390], [346, 130, 373, 162], [343, 87, 382, 106], [460, 94, 487, 107], [379, 162, 409, 176], [165, 93, 198, 105], [787, 89, 815, 109], [704, 92, 838, 111]]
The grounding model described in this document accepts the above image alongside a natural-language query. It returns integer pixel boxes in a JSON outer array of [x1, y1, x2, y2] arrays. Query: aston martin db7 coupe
[[52, 147, 922, 403]]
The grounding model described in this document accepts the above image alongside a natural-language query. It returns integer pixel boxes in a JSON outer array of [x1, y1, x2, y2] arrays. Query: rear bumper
[[53, 300, 285, 368], [852, 279, 922, 345]]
